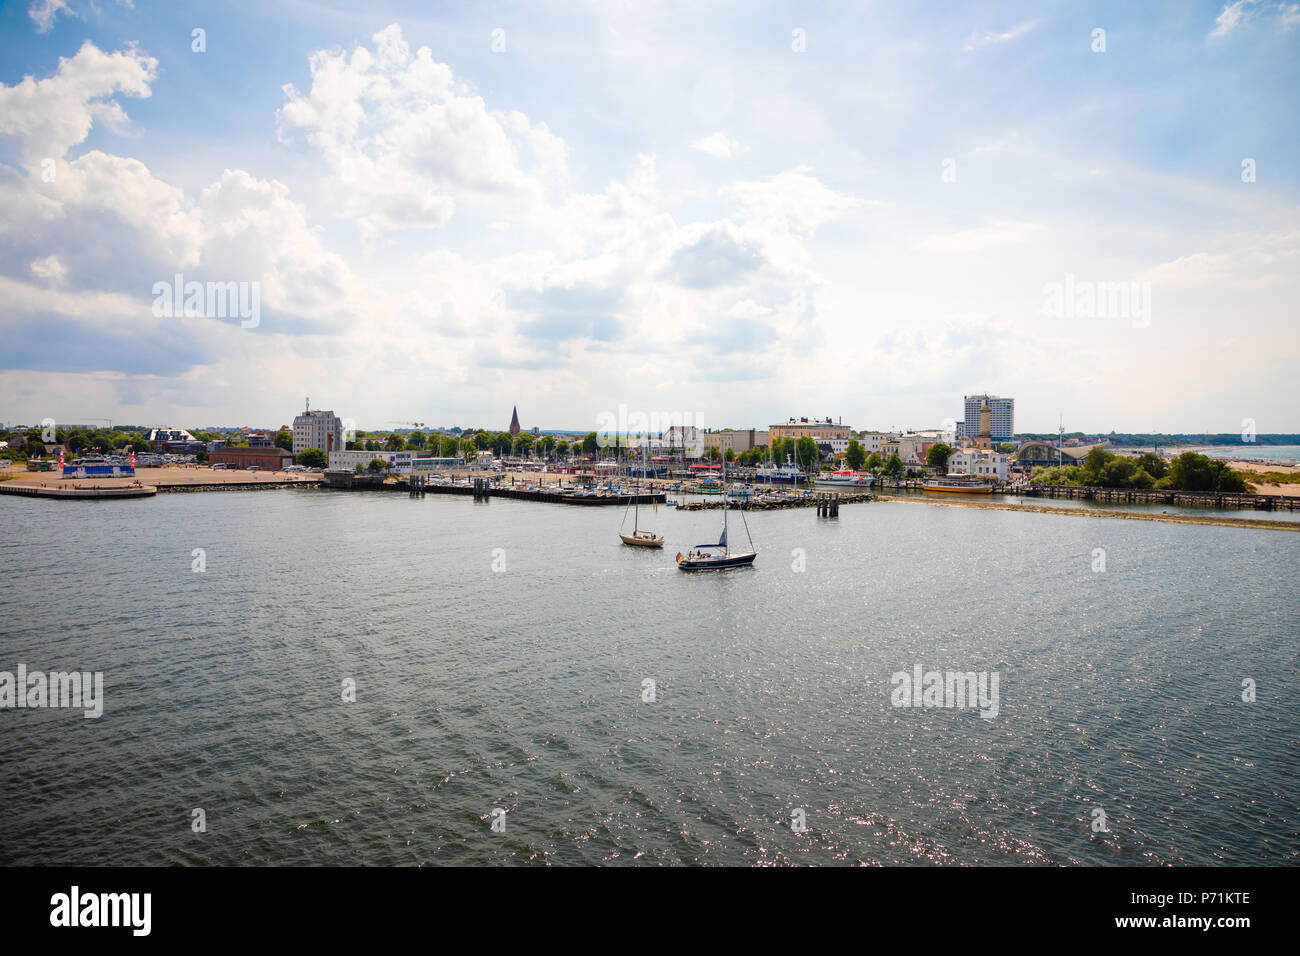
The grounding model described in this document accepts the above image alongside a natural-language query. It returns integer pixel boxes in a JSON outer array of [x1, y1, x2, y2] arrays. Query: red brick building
[[208, 447, 296, 470]]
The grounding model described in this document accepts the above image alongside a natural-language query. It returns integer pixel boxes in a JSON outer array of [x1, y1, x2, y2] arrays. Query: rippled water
[[1, 488, 1297, 865]]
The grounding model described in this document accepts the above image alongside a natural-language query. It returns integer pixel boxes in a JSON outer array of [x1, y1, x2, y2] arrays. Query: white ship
[[813, 469, 875, 489]]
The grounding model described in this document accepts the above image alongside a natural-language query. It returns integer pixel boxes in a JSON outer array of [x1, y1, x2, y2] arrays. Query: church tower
[[509, 406, 521, 437]]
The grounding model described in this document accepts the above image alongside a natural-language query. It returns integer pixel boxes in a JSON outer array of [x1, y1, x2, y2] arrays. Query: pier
[[320, 471, 665, 506], [1008, 483, 1297, 512], [0, 483, 156, 500]]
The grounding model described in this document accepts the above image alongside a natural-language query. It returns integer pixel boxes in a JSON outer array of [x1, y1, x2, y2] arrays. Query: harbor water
[[1, 488, 1297, 865]]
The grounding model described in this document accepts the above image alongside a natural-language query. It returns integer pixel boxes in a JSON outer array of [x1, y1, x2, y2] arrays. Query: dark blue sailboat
[[676, 461, 757, 571]]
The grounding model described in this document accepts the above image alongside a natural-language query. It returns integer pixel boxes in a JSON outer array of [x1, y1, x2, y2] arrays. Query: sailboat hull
[[677, 550, 757, 570], [620, 532, 664, 548]]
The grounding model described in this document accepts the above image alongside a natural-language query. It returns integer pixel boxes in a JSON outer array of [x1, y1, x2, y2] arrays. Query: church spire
[[509, 406, 520, 436]]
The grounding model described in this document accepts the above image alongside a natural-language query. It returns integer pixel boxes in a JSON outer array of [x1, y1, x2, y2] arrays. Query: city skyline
[[2, 2, 1298, 432]]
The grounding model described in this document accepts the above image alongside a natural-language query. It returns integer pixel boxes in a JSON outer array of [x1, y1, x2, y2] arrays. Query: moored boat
[[677, 460, 757, 570], [922, 474, 994, 494], [813, 469, 874, 489], [619, 463, 663, 548]]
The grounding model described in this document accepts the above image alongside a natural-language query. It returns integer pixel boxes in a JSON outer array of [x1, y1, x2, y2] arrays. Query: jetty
[[1005, 483, 1296, 512], [678, 490, 874, 511], [320, 471, 664, 506]]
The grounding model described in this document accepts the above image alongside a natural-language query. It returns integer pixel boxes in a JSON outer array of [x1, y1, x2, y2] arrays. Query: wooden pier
[[1009, 484, 1297, 512]]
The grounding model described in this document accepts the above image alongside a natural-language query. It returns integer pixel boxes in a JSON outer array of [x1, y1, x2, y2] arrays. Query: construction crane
[[388, 421, 426, 429]]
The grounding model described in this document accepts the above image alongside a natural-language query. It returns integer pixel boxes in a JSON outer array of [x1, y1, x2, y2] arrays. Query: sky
[[0, 0, 1297, 435]]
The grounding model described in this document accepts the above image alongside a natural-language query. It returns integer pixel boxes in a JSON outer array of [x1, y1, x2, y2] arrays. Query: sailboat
[[620, 454, 663, 548], [676, 460, 757, 570]]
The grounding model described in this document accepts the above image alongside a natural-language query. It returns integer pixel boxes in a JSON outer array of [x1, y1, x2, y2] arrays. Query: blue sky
[[1, 0, 1297, 433]]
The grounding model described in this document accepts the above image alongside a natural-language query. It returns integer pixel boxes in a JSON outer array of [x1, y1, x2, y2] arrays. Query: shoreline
[[3, 466, 1299, 530], [872, 492, 1300, 531]]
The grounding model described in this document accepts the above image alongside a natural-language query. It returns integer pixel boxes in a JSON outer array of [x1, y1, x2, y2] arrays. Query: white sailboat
[[620, 455, 663, 547]]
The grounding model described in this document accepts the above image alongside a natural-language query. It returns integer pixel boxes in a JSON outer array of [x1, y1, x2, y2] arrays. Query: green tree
[[724, 446, 735, 462], [556, 439, 570, 456], [845, 439, 866, 470], [273, 430, 293, 451], [795, 436, 819, 471], [407, 430, 426, 449], [297, 448, 327, 468], [865, 452, 883, 471], [1136, 452, 1167, 480], [581, 432, 599, 455], [705, 445, 721, 462], [385, 433, 406, 452], [925, 442, 952, 472], [366, 458, 389, 474], [884, 452, 904, 476], [1083, 446, 1110, 482]]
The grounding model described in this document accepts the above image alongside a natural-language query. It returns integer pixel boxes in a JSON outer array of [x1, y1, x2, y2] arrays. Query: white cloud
[[724, 166, 867, 237], [726, 299, 772, 318], [28, 0, 70, 33], [964, 20, 1039, 51], [917, 219, 1045, 252], [1141, 252, 1235, 284], [691, 132, 747, 159], [30, 254, 66, 282], [0, 40, 156, 168], [1211, 1, 1256, 37], [277, 24, 568, 237]]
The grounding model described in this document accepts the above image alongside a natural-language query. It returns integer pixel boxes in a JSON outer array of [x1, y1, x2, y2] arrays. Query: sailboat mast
[[722, 457, 730, 553]]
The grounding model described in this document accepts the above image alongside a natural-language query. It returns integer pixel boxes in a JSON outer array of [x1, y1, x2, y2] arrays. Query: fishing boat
[[619, 465, 663, 548], [813, 469, 875, 489], [922, 474, 994, 494], [677, 461, 757, 570]]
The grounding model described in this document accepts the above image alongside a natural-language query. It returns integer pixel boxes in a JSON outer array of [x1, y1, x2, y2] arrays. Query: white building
[[858, 432, 886, 454], [947, 449, 1009, 481], [293, 405, 344, 456], [960, 395, 1014, 442], [328, 450, 461, 474]]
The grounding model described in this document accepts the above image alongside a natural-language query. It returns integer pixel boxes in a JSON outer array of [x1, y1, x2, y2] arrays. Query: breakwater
[[157, 479, 317, 493], [321, 471, 664, 506], [678, 491, 875, 511]]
